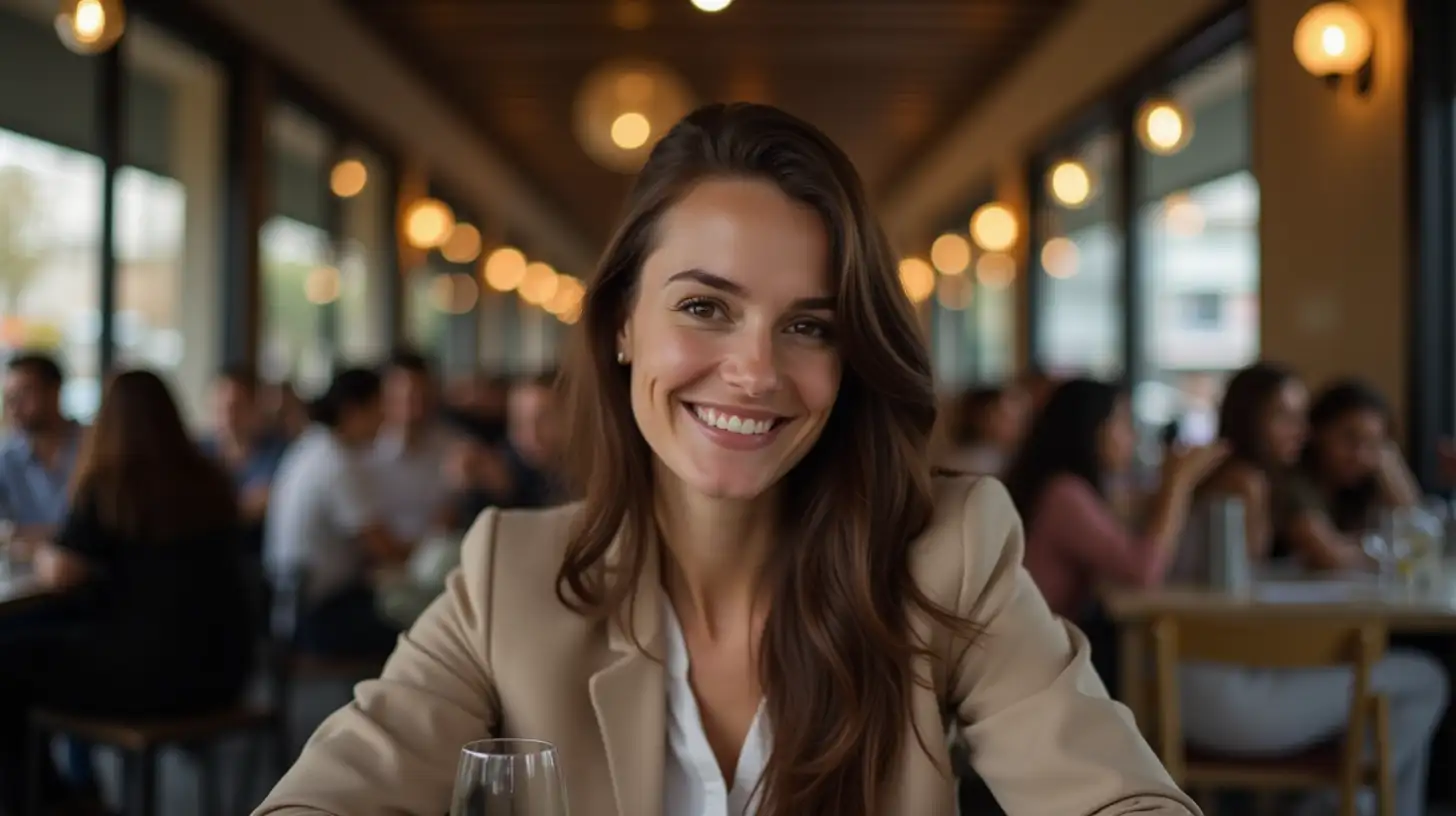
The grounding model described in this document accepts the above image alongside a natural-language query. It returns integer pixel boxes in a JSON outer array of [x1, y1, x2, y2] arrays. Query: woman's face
[[1096, 397, 1137, 475], [620, 178, 842, 502], [1261, 379, 1309, 466], [1314, 408, 1387, 488]]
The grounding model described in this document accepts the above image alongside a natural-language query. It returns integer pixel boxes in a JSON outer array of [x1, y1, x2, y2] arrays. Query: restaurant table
[[1103, 561, 1456, 800]]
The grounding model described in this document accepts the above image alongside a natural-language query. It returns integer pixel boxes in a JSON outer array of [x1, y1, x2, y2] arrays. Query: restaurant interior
[[2, 0, 1456, 813]]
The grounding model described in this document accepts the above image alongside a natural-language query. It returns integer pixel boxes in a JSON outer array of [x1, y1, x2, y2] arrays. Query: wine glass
[[450, 739, 569, 816]]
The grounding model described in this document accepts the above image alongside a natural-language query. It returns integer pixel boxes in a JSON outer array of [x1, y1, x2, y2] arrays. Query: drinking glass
[[450, 739, 568, 816], [0, 519, 14, 581]]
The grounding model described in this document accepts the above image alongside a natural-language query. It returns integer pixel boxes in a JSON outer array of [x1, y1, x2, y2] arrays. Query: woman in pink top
[[1003, 379, 1225, 641]]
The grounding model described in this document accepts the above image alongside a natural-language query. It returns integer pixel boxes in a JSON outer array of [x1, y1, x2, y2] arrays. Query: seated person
[[266, 368, 411, 659], [0, 370, 253, 814]]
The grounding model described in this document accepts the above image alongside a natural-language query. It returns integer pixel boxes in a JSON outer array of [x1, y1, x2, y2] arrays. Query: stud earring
[[616, 350, 626, 364]]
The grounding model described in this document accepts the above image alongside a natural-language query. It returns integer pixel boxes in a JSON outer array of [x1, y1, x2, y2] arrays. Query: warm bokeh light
[[55, 0, 125, 54], [691, 0, 733, 11], [303, 266, 341, 304], [930, 233, 971, 276], [546, 276, 586, 317], [969, 203, 1018, 253], [1293, 3, 1372, 77], [1162, 193, 1206, 237], [1048, 160, 1092, 208], [483, 247, 529, 292], [897, 258, 935, 304], [519, 262, 560, 306], [936, 274, 972, 311], [1137, 99, 1192, 155], [330, 159, 368, 198], [403, 198, 455, 249], [431, 273, 479, 315], [1040, 237, 1081, 279], [610, 112, 652, 149], [441, 223, 483, 264], [975, 252, 1016, 290]]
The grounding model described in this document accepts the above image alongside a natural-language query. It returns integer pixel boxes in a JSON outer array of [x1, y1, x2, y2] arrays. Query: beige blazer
[[254, 477, 1198, 816]]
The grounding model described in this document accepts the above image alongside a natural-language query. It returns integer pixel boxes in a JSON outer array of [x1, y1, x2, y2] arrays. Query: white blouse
[[662, 601, 771, 816]]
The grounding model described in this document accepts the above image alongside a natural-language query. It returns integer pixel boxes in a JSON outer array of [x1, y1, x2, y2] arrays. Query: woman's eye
[[676, 298, 723, 320], [789, 320, 831, 339]]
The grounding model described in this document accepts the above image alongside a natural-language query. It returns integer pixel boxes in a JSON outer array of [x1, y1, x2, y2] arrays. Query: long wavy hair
[[1003, 378, 1123, 523], [70, 369, 236, 542], [556, 102, 966, 814]]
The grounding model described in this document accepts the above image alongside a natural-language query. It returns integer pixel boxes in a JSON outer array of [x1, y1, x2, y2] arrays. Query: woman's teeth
[[692, 405, 777, 436]]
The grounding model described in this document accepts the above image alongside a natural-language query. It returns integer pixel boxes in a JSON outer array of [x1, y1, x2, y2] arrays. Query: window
[[115, 21, 226, 424], [336, 147, 389, 363], [0, 4, 102, 419], [930, 272, 1014, 389], [262, 105, 332, 395], [1133, 45, 1257, 433], [1034, 128, 1124, 377]]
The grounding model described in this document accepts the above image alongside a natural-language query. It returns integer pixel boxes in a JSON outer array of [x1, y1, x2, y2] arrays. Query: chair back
[[1149, 612, 1385, 786]]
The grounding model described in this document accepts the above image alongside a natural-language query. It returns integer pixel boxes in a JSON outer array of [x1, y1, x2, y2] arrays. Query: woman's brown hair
[[557, 102, 968, 815], [71, 369, 237, 542]]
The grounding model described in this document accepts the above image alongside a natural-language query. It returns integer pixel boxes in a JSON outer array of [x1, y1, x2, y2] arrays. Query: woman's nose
[[721, 335, 780, 397]]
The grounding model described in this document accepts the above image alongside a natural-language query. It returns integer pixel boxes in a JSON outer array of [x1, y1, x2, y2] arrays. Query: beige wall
[[887, 0, 1412, 422], [1254, 0, 1409, 423]]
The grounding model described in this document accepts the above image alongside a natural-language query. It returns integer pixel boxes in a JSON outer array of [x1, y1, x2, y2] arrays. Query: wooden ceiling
[[344, 0, 1074, 251]]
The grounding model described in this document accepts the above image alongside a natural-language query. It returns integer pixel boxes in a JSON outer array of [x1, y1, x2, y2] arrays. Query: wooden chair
[[1149, 613, 1395, 816], [27, 704, 278, 816]]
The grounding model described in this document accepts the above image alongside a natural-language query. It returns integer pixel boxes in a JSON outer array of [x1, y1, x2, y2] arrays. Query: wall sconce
[[969, 202, 1018, 253], [1136, 98, 1193, 156], [1293, 2, 1374, 95], [1047, 159, 1094, 209], [55, 0, 126, 55]]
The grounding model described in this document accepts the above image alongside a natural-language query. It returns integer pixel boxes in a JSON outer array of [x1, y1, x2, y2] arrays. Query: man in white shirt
[[369, 350, 456, 539]]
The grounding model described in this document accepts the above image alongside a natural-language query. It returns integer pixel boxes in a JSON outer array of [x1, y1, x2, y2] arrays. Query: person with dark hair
[[1282, 379, 1421, 568], [501, 373, 568, 508], [369, 348, 458, 538], [200, 365, 289, 554], [1168, 363, 1448, 816], [1007, 379, 1226, 619], [258, 103, 1192, 815], [0, 370, 253, 814], [0, 351, 83, 545], [1004, 379, 1224, 692], [265, 367, 410, 658], [939, 385, 1030, 475]]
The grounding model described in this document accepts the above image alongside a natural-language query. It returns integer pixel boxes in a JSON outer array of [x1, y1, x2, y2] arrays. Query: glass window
[[0, 4, 102, 419], [1133, 45, 1257, 440], [930, 272, 1014, 388], [406, 267, 447, 356], [115, 21, 226, 425], [336, 147, 389, 362], [262, 105, 332, 395], [1034, 129, 1124, 378]]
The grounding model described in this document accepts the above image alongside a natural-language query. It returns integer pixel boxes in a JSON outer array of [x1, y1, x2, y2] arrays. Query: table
[[1103, 566, 1456, 800]]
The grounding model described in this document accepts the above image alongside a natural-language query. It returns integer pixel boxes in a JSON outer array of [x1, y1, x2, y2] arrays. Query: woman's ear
[[617, 319, 633, 364]]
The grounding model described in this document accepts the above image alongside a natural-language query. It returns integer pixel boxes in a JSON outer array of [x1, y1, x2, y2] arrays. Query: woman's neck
[[654, 476, 778, 641]]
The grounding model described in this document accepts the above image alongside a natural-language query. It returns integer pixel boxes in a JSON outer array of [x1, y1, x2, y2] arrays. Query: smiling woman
[[254, 103, 1195, 816]]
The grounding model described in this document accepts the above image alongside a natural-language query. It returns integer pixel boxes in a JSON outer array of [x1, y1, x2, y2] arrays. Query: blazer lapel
[[588, 529, 666, 816]]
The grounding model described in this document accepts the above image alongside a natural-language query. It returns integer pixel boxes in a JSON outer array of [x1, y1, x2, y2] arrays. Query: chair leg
[[124, 747, 158, 816], [25, 727, 48, 816]]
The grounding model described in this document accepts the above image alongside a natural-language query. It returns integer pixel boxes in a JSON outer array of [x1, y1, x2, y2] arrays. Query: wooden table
[[1104, 567, 1456, 800]]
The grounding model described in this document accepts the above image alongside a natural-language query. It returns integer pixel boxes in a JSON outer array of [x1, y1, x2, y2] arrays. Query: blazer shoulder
[[460, 501, 584, 587], [912, 475, 1023, 610]]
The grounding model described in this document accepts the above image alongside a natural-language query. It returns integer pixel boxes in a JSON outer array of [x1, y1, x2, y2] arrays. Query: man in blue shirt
[[0, 353, 81, 543]]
